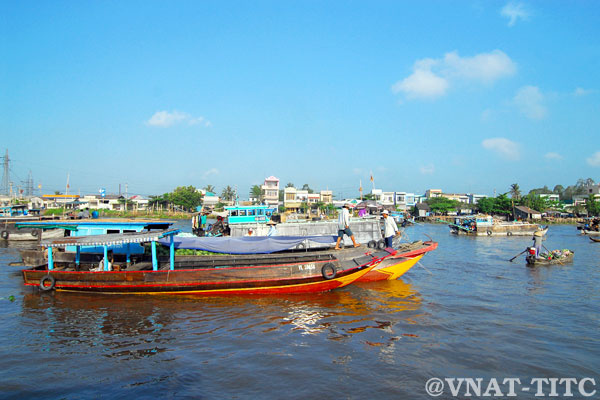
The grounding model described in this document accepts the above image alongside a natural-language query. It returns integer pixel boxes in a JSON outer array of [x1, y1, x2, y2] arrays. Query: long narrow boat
[[581, 229, 600, 236], [21, 230, 387, 295]]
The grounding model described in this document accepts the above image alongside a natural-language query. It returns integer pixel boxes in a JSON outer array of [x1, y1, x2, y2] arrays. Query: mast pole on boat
[[47, 247, 54, 270], [151, 240, 158, 271]]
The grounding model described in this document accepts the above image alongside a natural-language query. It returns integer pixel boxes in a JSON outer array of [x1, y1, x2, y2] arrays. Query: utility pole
[[1, 149, 9, 196]]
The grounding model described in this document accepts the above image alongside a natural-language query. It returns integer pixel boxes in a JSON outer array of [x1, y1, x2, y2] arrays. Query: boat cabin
[[16, 219, 173, 254], [0, 205, 29, 217], [225, 205, 276, 225]]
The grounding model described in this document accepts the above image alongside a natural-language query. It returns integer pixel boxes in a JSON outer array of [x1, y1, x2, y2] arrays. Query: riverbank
[[427, 215, 580, 225]]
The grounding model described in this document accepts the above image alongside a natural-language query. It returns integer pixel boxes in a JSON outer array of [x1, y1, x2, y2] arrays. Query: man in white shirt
[[382, 209, 400, 248], [334, 204, 360, 250]]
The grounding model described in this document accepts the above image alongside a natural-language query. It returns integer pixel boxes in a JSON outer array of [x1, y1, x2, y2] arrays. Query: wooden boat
[[449, 215, 546, 237], [358, 240, 438, 282], [0, 206, 61, 241], [581, 229, 600, 236], [14, 219, 173, 267], [21, 230, 386, 295], [526, 251, 574, 266]]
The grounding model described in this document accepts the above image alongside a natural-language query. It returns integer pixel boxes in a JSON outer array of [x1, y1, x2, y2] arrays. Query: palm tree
[[510, 183, 521, 201], [249, 185, 262, 204], [510, 183, 521, 220], [204, 184, 216, 194], [221, 186, 236, 203]]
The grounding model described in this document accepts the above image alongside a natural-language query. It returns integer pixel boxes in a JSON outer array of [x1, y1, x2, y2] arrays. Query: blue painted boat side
[[18, 220, 173, 254], [225, 205, 276, 225]]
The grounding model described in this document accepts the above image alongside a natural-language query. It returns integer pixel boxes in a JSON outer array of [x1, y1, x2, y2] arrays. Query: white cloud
[[545, 152, 563, 160], [202, 168, 219, 179], [392, 50, 516, 101], [443, 50, 516, 83], [419, 164, 435, 175], [574, 87, 593, 96], [513, 86, 547, 120], [147, 110, 211, 127], [587, 151, 600, 167], [482, 138, 521, 160], [501, 2, 530, 27], [392, 68, 449, 100]]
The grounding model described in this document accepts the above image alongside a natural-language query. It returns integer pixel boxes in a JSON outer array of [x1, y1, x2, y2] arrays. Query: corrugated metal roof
[[41, 229, 180, 248]]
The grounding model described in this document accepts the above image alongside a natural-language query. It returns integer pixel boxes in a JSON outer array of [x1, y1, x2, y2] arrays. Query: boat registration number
[[298, 263, 316, 271]]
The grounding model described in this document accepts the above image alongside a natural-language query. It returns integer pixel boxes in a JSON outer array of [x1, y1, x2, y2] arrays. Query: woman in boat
[[532, 230, 543, 258], [267, 221, 278, 236]]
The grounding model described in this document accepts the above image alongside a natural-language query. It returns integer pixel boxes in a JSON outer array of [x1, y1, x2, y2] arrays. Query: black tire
[[487, 230, 492, 236], [1, 230, 8, 240], [377, 240, 386, 250], [368, 240, 377, 249], [507, 231, 513, 236], [39, 275, 55, 291], [321, 263, 337, 280], [296, 242, 306, 250], [31, 230, 39, 237]]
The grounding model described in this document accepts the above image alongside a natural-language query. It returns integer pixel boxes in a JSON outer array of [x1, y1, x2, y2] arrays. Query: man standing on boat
[[381, 209, 400, 248], [334, 203, 360, 250]]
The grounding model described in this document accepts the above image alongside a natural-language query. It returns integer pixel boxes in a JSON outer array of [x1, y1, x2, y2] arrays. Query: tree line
[[424, 178, 599, 217]]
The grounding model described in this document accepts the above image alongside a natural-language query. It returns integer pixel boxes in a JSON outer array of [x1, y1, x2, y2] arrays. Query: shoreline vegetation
[[41, 208, 582, 225]]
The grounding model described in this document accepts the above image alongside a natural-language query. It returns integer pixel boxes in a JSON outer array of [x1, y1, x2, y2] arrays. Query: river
[[0, 222, 598, 399]]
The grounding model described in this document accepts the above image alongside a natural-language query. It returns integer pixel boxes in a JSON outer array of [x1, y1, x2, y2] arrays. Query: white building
[[261, 176, 280, 207]]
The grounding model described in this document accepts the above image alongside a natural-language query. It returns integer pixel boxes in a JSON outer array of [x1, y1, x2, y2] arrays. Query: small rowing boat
[[526, 250, 574, 266], [590, 236, 600, 243]]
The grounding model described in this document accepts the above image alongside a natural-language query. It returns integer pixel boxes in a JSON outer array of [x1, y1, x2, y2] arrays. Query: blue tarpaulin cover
[[158, 235, 337, 254]]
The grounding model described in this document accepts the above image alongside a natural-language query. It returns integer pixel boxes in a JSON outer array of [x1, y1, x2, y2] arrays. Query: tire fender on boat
[[1, 230, 8, 240], [39, 275, 55, 291], [321, 263, 337, 280], [507, 231, 513, 236], [31, 230, 39, 237], [486, 230, 492, 236]]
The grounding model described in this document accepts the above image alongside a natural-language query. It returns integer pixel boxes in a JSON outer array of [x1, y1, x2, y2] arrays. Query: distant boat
[[448, 215, 546, 237], [582, 229, 600, 236], [590, 236, 600, 242]]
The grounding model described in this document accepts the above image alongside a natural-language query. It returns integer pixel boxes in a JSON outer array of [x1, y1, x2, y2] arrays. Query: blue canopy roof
[[158, 235, 337, 254]]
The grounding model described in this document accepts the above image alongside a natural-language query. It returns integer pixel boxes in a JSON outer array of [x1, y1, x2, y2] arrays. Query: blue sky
[[2, 1, 599, 200]]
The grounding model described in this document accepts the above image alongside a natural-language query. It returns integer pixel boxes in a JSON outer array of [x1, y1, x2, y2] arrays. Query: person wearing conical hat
[[532, 229, 543, 258]]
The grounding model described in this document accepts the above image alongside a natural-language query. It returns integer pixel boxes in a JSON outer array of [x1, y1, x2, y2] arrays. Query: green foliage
[[249, 185, 262, 202], [510, 183, 521, 200], [528, 185, 552, 196], [477, 194, 512, 215], [203, 184, 215, 193], [220, 186, 236, 202], [301, 183, 314, 194], [169, 186, 203, 211], [587, 195, 600, 216], [175, 249, 219, 256], [426, 197, 461, 214], [519, 194, 549, 212]]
